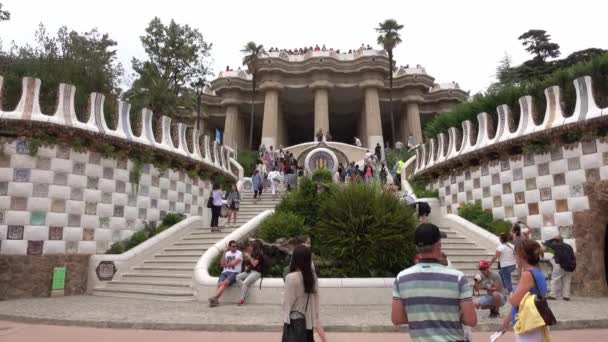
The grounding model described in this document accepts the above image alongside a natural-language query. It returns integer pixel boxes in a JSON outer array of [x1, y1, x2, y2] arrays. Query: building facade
[[201, 49, 467, 152]]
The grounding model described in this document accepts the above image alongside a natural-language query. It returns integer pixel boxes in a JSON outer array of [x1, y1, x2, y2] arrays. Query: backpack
[[556, 243, 576, 272], [380, 167, 387, 180]]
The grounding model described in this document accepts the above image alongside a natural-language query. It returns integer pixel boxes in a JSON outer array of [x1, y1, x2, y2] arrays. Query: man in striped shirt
[[391, 223, 477, 341]]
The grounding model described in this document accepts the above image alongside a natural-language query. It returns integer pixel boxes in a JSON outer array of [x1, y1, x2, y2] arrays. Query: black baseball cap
[[414, 223, 447, 247]]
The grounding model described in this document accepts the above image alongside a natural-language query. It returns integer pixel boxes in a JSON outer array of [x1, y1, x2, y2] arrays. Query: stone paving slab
[[0, 296, 607, 332]]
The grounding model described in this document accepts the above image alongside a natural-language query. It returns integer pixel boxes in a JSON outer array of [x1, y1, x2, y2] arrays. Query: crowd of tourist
[[267, 43, 374, 56]]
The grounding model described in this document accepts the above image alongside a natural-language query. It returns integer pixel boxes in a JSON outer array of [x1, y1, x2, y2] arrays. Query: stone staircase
[[439, 226, 494, 278], [92, 189, 281, 301]]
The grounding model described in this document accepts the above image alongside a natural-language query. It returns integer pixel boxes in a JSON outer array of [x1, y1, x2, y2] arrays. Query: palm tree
[[241, 41, 265, 149], [376, 19, 404, 147]]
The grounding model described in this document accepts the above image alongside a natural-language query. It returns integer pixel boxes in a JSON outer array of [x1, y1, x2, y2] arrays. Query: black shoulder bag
[[282, 293, 314, 342], [530, 271, 557, 326]]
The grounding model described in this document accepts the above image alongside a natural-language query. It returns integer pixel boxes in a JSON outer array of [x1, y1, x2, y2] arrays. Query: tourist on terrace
[[314, 44, 320, 51], [375, 142, 382, 161], [354, 136, 362, 147], [225, 184, 240, 228], [209, 240, 243, 307], [488, 233, 516, 293], [225, 65, 230, 72], [544, 234, 576, 301], [501, 240, 552, 341], [236, 240, 264, 305], [474, 260, 506, 318], [210, 183, 223, 232], [392, 223, 477, 340], [282, 244, 327, 342], [379, 163, 388, 185], [252, 170, 263, 202], [321, 44, 327, 51], [363, 163, 374, 184]]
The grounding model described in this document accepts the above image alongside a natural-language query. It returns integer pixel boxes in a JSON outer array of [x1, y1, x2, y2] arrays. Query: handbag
[[282, 294, 314, 342], [206, 196, 213, 209], [529, 270, 557, 326]]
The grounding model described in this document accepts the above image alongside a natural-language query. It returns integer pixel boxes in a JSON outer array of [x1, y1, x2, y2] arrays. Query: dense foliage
[[236, 148, 258, 177], [107, 213, 185, 254], [385, 147, 415, 171], [311, 168, 333, 184], [424, 53, 608, 139], [312, 183, 417, 277], [257, 211, 307, 243], [408, 177, 439, 198], [274, 177, 335, 227], [457, 202, 511, 235]]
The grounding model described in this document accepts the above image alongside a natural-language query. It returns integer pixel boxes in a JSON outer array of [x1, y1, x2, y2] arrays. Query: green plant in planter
[[312, 183, 417, 277], [408, 176, 439, 198], [458, 202, 511, 235], [257, 211, 307, 243], [311, 168, 333, 184]]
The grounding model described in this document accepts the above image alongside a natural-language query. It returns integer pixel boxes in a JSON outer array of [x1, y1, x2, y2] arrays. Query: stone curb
[[1, 314, 607, 333]]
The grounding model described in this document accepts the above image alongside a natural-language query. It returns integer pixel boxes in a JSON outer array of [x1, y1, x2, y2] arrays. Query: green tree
[[242, 41, 265, 149], [127, 17, 212, 119], [518, 29, 561, 62], [376, 19, 404, 146], [0, 3, 9, 21]]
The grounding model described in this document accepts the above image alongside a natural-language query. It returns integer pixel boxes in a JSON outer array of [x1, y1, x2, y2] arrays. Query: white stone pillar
[[400, 104, 409, 143], [406, 102, 423, 145], [223, 105, 239, 148], [261, 89, 279, 149], [364, 87, 384, 154], [314, 88, 330, 135]]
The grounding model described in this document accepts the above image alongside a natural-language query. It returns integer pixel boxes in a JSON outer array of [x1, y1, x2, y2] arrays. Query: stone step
[[121, 272, 193, 282], [106, 279, 191, 288], [181, 236, 224, 242], [172, 242, 214, 247], [446, 254, 496, 262], [440, 249, 492, 256], [156, 250, 206, 257], [93, 287, 194, 301], [142, 260, 198, 266], [441, 246, 486, 251], [441, 240, 476, 246], [133, 265, 195, 272]]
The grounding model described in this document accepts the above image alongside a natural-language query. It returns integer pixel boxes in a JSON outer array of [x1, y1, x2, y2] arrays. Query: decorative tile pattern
[[16, 140, 29, 154], [524, 154, 535, 166], [101, 192, 112, 204], [538, 162, 550, 176], [13, 168, 31, 182], [481, 165, 489, 176], [525, 178, 537, 190], [10, 197, 28, 210], [445, 186, 451, 196], [465, 171, 471, 180], [491, 174, 500, 185], [66, 241, 78, 254], [493, 196, 502, 207], [528, 203, 539, 215], [530, 227, 541, 240], [540, 188, 552, 201], [139, 185, 149, 197], [37, 157, 51, 170], [8, 225, 24, 239], [73, 162, 86, 175], [178, 193, 184, 202], [127, 194, 137, 206], [556, 199, 568, 212], [31, 211, 46, 225], [543, 214, 555, 226], [113, 205, 124, 217], [87, 177, 99, 189], [115, 181, 126, 193], [54, 172, 68, 185], [570, 184, 585, 197], [68, 214, 81, 227], [71, 187, 83, 201], [586, 168, 600, 182], [85, 202, 97, 215], [89, 152, 101, 164], [169, 202, 176, 211], [56, 145, 71, 159], [138, 208, 147, 219], [0, 182, 8, 195], [483, 187, 490, 198], [99, 217, 110, 228], [505, 206, 514, 218], [0, 211, 3, 224], [603, 152, 608, 166], [103, 167, 114, 179], [27, 241, 43, 256], [550, 146, 563, 161], [83, 227, 95, 241], [502, 183, 512, 194], [501, 160, 510, 171], [567, 157, 581, 170], [559, 226, 573, 239], [32, 183, 49, 197], [49, 226, 63, 240], [553, 173, 566, 186], [152, 176, 160, 187], [170, 180, 177, 191], [117, 158, 128, 169], [151, 199, 157, 208], [513, 168, 523, 181], [581, 140, 597, 155]]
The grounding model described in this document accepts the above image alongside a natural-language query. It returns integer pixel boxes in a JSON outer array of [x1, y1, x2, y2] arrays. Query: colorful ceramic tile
[[586, 168, 600, 182], [83, 227, 95, 241], [483, 187, 490, 198], [0, 182, 7, 195], [102, 192, 112, 204], [501, 160, 510, 171], [115, 181, 126, 193], [73, 162, 86, 175], [99, 217, 110, 228], [550, 146, 563, 161], [558, 226, 573, 239], [530, 227, 541, 240], [27, 241, 43, 256], [581, 140, 597, 155], [126, 219, 135, 229], [7, 225, 24, 239], [68, 214, 81, 227], [36, 157, 51, 170], [31, 211, 46, 225], [103, 167, 114, 179], [66, 241, 78, 254], [56, 146, 71, 159], [570, 184, 584, 197], [525, 178, 537, 190], [16, 140, 29, 154], [53, 172, 68, 185], [10, 197, 27, 211], [556, 199, 568, 212], [113, 205, 124, 217], [567, 157, 581, 171], [89, 152, 101, 165], [85, 202, 97, 215], [524, 154, 535, 166], [492, 174, 500, 185], [553, 173, 566, 186], [49, 226, 63, 240], [87, 177, 99, 189], [70, 187, 83, 201], [513, 168, 523, 181], [117, 158, 128, 170], [502, 183, 512, 194], [493, 196, 502, 207], [538, 162, 550, 176], [13, 168, 31, 182], [138, 208, 147, 219], [528, 203, 539, 215]]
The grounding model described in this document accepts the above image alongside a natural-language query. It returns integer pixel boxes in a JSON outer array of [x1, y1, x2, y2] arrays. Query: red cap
[[479, 260, 490, 270]]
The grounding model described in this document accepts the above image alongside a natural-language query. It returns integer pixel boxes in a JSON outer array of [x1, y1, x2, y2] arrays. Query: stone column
[[406, 102, 423, 145], [358, 105, 367, 146], [261, 88, 280, 149], [223, 105, 239, 148], [314, 88, 330, 136], [364, 86, 384, 153], [399, 104, 409, 143]]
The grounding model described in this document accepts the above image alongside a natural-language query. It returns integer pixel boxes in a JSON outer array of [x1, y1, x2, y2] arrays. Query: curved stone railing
[[415, 75, 607, 175], [0, 76, 239, 181], [262, 49, 387, 62]]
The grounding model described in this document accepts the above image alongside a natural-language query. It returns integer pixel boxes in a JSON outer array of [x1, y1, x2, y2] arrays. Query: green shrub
[[257, 211, 307, 243], [458, 202, 511, 235], [275, 177, 335, 227], [107, 241, 125, 254], [208, 254, 222, 276], [106, 212, 186, 254], [409, 177, 439, 198], [237, 148, 258, 177], [311, 168, 333, 183], [312, 183, 417, 277], [124, 230, 148, 250], [385, 147, 415, 170]]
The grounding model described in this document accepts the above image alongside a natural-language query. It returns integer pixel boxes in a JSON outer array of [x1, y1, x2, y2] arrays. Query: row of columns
[[223, 84, 423, 150]]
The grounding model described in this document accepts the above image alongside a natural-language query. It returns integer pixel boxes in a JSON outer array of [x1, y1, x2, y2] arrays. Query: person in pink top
[[364, 164, 373, 184]]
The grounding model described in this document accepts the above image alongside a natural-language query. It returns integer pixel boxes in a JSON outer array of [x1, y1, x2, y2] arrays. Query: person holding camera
[[209, 240, 242, 307], [473, 260, 506, 318]]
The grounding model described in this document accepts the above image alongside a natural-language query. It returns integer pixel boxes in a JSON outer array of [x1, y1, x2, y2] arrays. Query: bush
[[275, 177, 335, 227], [311, 168, 333, 183], [458, 202, 511, 235], [237, 148, 258, 177], [385, 147, 415, 170], [409, 177, 439, 198], [257, 211, 307, 243], [312, 183, 417, 277], [106, 212, 186, 254]]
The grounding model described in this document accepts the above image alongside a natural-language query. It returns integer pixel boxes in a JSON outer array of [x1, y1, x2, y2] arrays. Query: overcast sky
[[1, 0, 606, 94]]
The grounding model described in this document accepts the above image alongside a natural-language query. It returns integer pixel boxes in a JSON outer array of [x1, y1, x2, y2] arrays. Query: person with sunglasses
[[209, 240, 242, 307]]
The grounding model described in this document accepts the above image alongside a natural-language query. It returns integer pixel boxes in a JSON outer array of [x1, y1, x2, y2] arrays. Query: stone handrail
[[414, 75, 608, 176], [0, 76, 241, 181]]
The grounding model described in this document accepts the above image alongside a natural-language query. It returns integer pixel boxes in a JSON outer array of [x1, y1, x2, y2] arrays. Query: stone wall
[[0, 139, 211, 255], [0, 254, 89, 300]]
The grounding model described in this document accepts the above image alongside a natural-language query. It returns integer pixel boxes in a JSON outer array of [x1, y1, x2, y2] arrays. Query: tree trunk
[[249, 74, 255, 149], [389, 50, 396, 147]]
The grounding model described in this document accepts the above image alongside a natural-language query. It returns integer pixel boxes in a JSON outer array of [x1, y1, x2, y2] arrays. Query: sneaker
[[208, 297, 218, 307], [238, 299, 245, 306], [563, 297, 570, 301], [489, 309, 500, 318], [547, 296, 557, 300]]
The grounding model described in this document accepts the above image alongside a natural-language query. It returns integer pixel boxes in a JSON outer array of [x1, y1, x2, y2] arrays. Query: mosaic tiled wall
[[432, 138, 608, 243], [0, 140, 210, 256]]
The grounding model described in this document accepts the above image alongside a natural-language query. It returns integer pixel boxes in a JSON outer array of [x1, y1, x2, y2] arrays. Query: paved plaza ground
[[0, 295, 607, 333], [1, 321, 607, 342]]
